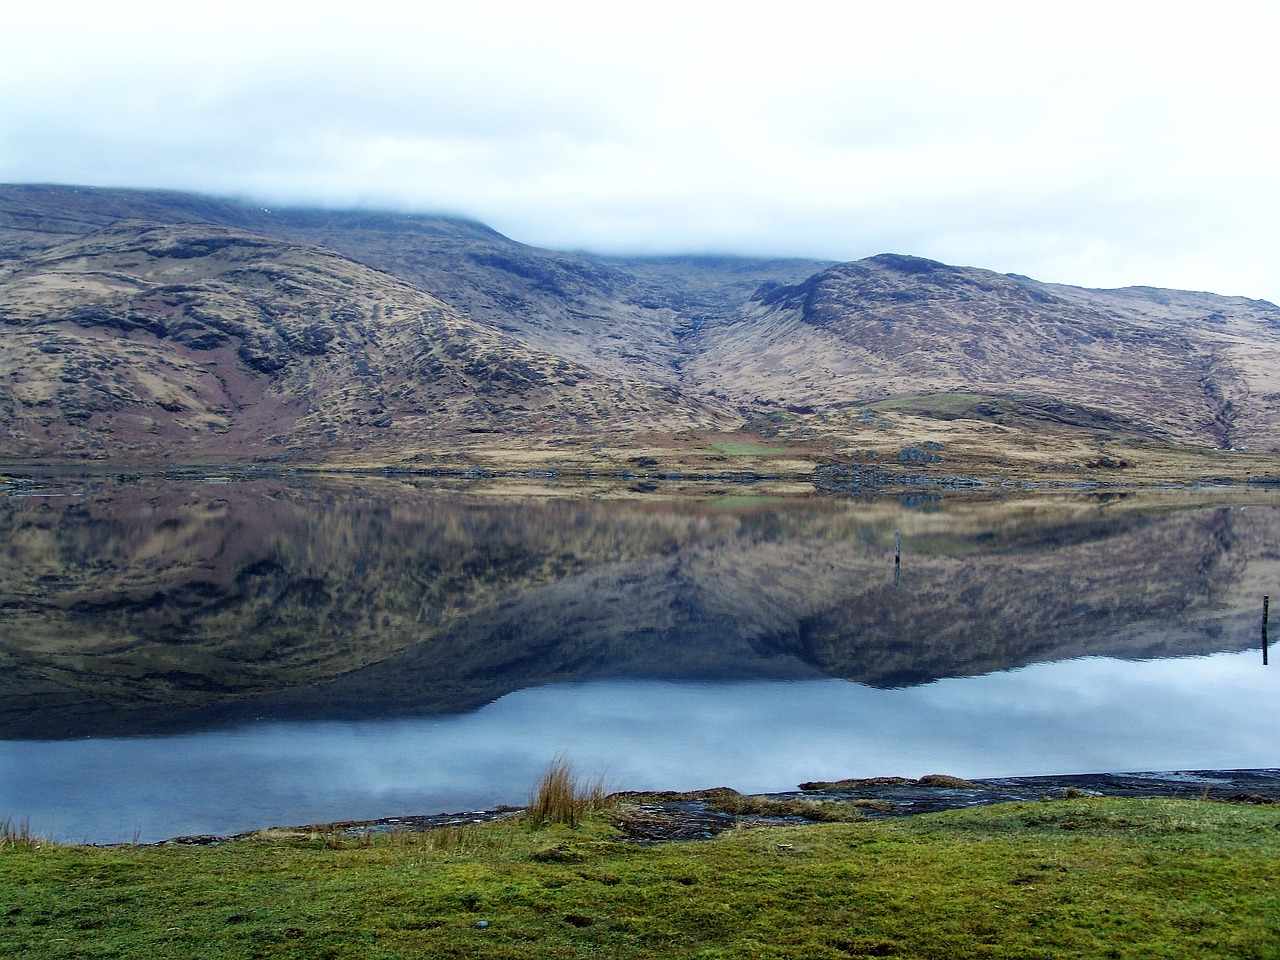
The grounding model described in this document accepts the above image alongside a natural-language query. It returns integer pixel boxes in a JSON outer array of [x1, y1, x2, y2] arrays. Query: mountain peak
[[862, 252, 957, 274]]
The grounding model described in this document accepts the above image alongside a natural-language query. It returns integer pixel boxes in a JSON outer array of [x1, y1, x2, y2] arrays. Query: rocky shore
[[162, 768, 1280, 846]]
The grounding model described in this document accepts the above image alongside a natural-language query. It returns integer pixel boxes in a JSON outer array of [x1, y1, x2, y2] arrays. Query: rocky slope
[[0, 216, 735, 461], [689, 254, 1280, 449], [3, 184, 1280, 469]]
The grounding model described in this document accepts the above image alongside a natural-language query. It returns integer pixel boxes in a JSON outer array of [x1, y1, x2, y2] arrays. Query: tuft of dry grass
[[414, 822, 486, 854], [527, 757, 609, 829], [0, 817, 38, 850]]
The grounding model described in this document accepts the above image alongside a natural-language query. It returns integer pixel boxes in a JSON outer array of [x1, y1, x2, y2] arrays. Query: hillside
[[690, 254, 1280, 447], [3, 184, 1279, 480], [0, 215, 735, 462]]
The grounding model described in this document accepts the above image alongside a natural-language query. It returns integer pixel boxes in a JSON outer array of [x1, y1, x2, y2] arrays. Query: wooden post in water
[[894, 530, 901, 587], [1263, 595, 1270, 666]]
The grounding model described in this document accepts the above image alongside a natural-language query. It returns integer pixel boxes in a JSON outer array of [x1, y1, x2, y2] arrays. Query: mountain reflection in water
[[3, 653, 1276, 844], [0, 475, 1276, 739]]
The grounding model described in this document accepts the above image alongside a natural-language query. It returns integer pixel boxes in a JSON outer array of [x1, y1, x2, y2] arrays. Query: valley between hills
[[3, 183, 1280, 490]]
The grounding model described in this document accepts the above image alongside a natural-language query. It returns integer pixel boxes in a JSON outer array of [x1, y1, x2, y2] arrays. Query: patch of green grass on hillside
[[865, 391, 989, 418], [3, 797, 1279, 959]]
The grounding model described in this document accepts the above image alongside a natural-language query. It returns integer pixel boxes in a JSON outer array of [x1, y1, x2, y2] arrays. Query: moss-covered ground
[[4, 797, 1280, 958]]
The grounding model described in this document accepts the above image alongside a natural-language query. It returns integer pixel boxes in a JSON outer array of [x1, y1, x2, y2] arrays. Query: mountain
[[0, 213, 742, 463], [3, 184, 1279, 480], [690, 254, 1280, 449]]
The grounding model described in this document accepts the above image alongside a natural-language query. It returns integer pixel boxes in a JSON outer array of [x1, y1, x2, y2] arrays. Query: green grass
[[701, 791, 889, 821], [864, 391, 989, 417], [3, 797, 1279, 958]]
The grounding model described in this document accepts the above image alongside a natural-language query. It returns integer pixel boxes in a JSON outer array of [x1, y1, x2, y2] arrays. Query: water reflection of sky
[[3, 650, 1276, 844]]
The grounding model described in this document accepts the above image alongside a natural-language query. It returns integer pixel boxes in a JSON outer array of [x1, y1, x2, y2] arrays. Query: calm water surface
[[1, 473, 1276, 842]]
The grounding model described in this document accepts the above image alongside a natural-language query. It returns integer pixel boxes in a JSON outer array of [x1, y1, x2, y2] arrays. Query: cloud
[[3, 1, 1279, 301]]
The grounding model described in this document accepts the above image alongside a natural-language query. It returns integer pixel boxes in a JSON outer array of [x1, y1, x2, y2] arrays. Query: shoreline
[[157, 767, 1280, 847]]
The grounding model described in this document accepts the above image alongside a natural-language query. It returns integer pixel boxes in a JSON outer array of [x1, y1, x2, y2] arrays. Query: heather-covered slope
[[0, 218, 734, 461], [0, 184, 828, 401], [688, 254, 1280, 448], [3, 184, 1280, 471]]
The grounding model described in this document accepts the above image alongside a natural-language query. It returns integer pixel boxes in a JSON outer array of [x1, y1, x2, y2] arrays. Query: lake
[[2, 472, 1277, 843]]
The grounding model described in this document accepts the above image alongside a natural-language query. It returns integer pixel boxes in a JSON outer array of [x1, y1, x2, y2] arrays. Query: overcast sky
[[3, 1, 1278, 302]]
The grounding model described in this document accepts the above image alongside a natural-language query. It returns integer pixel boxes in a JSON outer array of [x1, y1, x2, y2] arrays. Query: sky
[[3, 1, 1278, 303]]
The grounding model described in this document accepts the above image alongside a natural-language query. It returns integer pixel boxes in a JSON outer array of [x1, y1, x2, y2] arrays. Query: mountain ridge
[[3, 183, 1279, 482]]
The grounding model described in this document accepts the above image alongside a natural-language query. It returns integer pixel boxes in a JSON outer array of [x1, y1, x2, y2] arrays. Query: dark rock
[[898, 446, 943, 465]]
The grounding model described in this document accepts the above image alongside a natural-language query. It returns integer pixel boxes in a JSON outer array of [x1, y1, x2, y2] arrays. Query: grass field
[[4, 796, 1279, 959]]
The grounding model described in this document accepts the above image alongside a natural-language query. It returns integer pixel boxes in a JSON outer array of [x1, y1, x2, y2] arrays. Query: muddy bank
[[160, 768, 1280, 846]]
